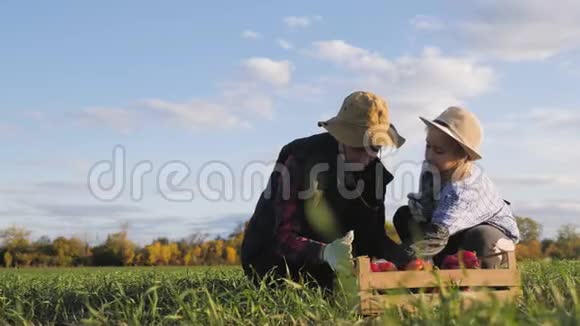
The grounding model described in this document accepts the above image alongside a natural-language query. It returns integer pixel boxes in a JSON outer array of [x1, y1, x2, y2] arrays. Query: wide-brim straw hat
[[419, 106, 483, 160], [318, 91, 405, 148]]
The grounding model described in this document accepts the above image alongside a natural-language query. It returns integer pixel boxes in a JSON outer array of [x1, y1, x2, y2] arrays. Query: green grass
[[0, 261, 578, 325]]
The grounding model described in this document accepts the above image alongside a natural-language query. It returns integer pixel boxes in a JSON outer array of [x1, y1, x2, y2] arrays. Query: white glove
[[321, 231, 354, 273], [407, 194, 427, 223]]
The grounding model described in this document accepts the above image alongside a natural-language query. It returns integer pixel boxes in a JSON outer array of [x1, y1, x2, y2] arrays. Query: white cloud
[[277, 39, 294, 50], [35, 181, 87, 193], [459, 0, 580, 61], [511, 199, 580, 237], [527, 135, 580, 167], [221, 82, 275, 119], [31, 203, 143, 217], [187, 213, 248, 238], [410, 15, 444, 31], [73, 107, 136, 133], [495, 174, 578, 186], [309, 42, 494, 98], [238, 94, 274, 119], [0, 187, 38, 196], [308, 41, 495, 137], [241, 29, 260, 40], [283, 15, 322, 28], [524, 108, 580, 130], [73, 101, 250, 132], [487, 108, 580, 150], [390, 47, 494, 98], [278, 82, 324, 100], [141, 99, 250, 130], [14, 159, 92, 175], [483, 107, 580, 210], [70, 56, 294, 133], [241, 57, 293, 87], [310, 40, 393, 73]]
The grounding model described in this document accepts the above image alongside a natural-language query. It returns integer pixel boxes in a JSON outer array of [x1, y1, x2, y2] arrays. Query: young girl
[[393, 106, 520, 268]]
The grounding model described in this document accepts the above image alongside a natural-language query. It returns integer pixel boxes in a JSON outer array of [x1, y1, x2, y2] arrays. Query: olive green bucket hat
[[318, 91, 406, 148]]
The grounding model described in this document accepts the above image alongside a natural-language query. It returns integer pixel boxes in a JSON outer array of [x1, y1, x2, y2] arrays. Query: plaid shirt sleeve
[[274, 155, 326, 265]]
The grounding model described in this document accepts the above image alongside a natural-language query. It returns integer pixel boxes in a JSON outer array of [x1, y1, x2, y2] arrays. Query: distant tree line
[[514, 217, 579, 260], [0, 218, 577, 267], [0, 224, 244, 267]]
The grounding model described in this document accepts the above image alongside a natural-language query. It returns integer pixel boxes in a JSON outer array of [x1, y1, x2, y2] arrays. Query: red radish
[[442, 255, 460, 269], [370, 259, 397, 272], [405, 258, 424, 270], [405, 258, 433, 271], [376, 259, 397, 272], [458, 250, 480, 269]]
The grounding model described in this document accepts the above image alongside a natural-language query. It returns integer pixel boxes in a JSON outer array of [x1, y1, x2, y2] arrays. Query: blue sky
[[1, 0, 579, 244]]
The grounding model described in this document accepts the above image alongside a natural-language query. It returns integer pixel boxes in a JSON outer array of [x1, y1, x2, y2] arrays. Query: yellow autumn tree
[[193, 246, 202, 259], [146, 241, 162, 265], [199, 242, 210, 264], [3, 251, 13, 268], [183, 250, 194, 266], [516, 239, 543, 260], [122, 245, 135, 265], [225, 246, 238, 264], [160, 244, 171, 265], [159, 243, 180, 265], [134, 252, 145, 265], [168, 243, 180, 265], [52, 237, 88, 266], [214, 239, 224, 260]]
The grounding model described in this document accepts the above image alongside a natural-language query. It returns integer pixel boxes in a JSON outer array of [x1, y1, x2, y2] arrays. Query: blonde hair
[[450, 157, 473, 182]]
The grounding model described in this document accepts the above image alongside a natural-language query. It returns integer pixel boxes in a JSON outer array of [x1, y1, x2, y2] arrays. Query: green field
[[0, 261, 578, 325]]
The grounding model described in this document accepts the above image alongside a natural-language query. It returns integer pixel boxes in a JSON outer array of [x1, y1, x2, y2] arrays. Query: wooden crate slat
[[356, 256, 371, 290], [355, 256, 371, 313], [507, 251, 517, 270], [365, 269, 519, 289], [361, 290, 517, 315]]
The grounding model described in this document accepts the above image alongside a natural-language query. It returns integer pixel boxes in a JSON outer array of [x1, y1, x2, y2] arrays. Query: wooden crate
[[355, 252, 521, 315]]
